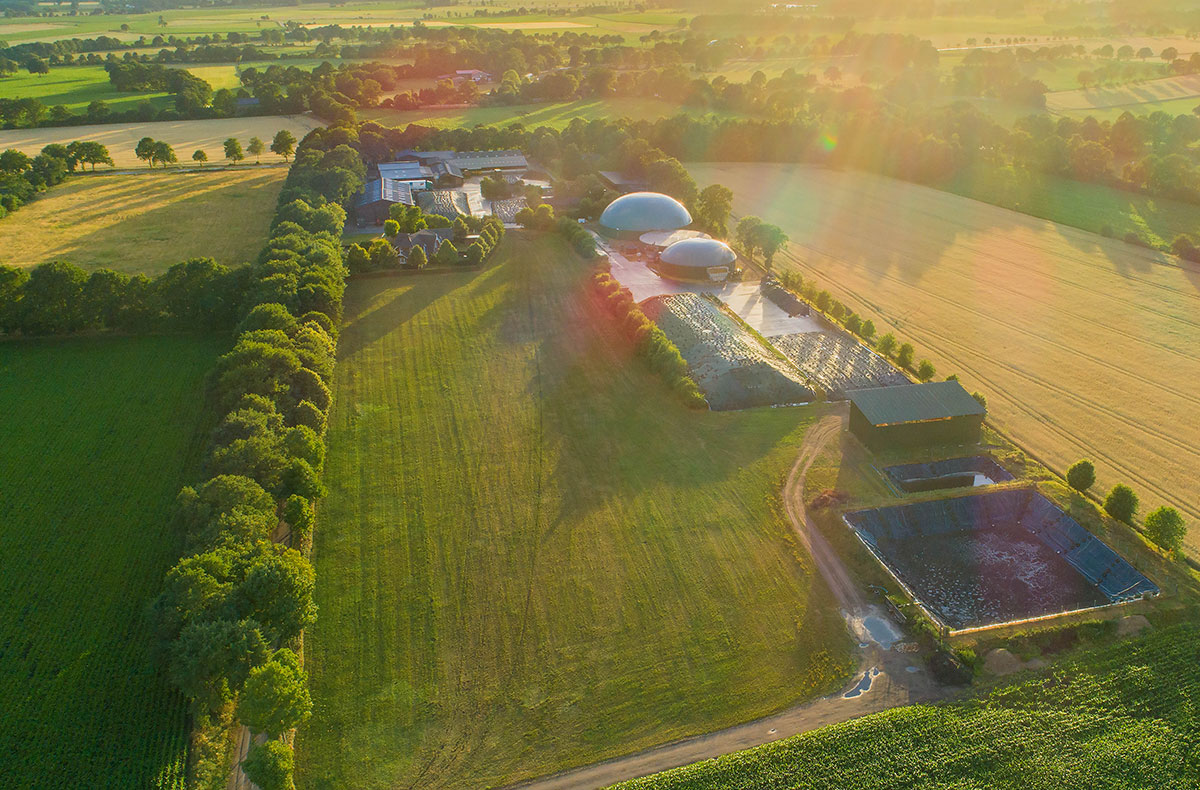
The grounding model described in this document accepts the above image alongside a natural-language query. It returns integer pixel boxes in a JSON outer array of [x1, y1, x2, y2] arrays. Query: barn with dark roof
[[847, 380, 985, 451]]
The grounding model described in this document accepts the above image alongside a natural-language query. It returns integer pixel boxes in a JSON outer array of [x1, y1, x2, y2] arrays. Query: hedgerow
[[591, 272, 706, 409], [149, 126, 362, 789]]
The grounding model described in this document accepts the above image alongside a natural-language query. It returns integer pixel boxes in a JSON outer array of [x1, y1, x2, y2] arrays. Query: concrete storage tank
[[598, 192, 692, 237], [652, 237, 737, 282]]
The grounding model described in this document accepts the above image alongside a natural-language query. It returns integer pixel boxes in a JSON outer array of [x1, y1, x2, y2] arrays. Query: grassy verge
[[296, 232, 854, 789], [0, 334, 224, 788], [612, 620, 1200, 789]]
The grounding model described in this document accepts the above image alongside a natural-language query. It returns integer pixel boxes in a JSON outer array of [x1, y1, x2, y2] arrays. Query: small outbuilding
[[652, 237, 737, 282], [847, 380, 985, 451], [598, 192, 692, 238]]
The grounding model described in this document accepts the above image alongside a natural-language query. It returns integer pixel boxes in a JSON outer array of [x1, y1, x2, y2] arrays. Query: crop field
[[0, 65, 172, 114], [0, 168, 286, 274], [360, 97, 747, 131], [1046, 73, 1200, 113], [296, 234, 854, 789], [689, 163, 1200, 548], [0, 114, 322, 168], [0, 2, 690, 44], [0, 335, 222, 789], [614, 621, 1200, 789]]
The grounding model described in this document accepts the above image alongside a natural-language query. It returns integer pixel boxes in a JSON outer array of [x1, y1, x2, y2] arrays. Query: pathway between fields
[[506, 411, 948, 790]]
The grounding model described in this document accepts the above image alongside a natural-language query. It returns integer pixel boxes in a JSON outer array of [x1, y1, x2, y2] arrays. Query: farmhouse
[[598, 191, 692, 238], [393, 227, 455, 258], [847, 380, 984, 451], [651, 237, 737, 283]]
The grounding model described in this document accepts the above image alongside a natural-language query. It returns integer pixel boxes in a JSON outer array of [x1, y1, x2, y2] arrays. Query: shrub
[[1144, 506, 1186, 552], [897, 343, 915, 369], [1103, 484, 1138, 524], [283, 495, 314, 541], [241, 740, 294, 790], [406, 245, 427, 270], [877, 333, 897, 356], [238, 649, 312, 736], [1066, 459, 1096, 492], [917, 359, 936, 381], [971, 390, 987, 410]]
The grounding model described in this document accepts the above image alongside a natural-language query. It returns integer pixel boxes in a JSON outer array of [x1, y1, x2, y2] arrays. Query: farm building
[[389, 149, 528, 175], [598, 171, 649, 194], [393, 227, 455, 259], [355, 179, 415, 225], [598, 192, 692, 237], [652, 237, 736, 282], [377, 161, 434, 189], [847, 380, 985, 451]]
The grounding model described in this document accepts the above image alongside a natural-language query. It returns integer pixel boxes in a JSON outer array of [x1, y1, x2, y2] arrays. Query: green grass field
[[614, 620, 1200, 789], [360, 97, 748, 130], [0, 168, 287, 274], [296, 234, 854, 789], [0, 65, 172, 113], [0, 2, 691, 44], [0, 334, 223, 789], [943, 164, 1200, 245]]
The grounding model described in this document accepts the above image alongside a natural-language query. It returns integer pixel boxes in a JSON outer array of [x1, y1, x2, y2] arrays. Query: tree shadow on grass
[[26, 171, 284, 272]]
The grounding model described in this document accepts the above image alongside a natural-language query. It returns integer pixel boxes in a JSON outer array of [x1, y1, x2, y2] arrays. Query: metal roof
[[847, 380, 984, 426], [388, 150, 528, 171], [357, 179, 414, 207], [378, 162, 434, 181]]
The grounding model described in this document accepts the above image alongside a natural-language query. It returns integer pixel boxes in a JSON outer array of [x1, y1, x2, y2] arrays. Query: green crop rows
[[614, 622, 1200, 789], [0, 335, 222, 788]]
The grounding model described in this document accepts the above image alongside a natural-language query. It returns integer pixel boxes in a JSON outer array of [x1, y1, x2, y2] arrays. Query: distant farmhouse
[[436, 69, 494, 84], [355, 150, 529, 226]]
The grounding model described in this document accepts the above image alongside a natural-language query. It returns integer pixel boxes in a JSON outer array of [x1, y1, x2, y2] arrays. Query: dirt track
[[507, 411, 944, 790]]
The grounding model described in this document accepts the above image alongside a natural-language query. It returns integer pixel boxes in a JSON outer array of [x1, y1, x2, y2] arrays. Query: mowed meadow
[[0, 169, 286, 274], [689, 163, 1200, 548], [296, 234, 854, 789], [0, 335, 222, 788], [0, 114, 322, 167]]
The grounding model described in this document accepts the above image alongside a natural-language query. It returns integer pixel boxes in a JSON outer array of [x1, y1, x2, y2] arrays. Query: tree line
[[148, 130, 362, 790], [1065, 460, 1189, 555], [590, 271, 707, 409], [0, 141, 111, 218]]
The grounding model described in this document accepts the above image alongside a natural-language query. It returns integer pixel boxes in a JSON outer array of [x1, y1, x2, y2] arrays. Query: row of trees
[[1066, 459, 1188, 553], [591, 272, 706, 409], [0, 258, 248, 336], [149, 130, 360, 790], [0, 141, 110, 217]]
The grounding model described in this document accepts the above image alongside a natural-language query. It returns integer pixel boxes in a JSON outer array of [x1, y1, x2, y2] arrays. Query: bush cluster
[[591, 273, 706, 409], [149, 131, 359, 790], [346, 212, 505, 274]]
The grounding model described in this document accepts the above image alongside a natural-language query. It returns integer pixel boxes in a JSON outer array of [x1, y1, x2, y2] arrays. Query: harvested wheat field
[[1046, 73, 1200, 113], [688, 162, 1200, 548], [0, 168, 286, 274], [0, 114, 322, 167]]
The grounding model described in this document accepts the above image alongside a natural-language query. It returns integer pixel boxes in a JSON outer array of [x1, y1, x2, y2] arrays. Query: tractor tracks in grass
[[503, 409, 948, 790]]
